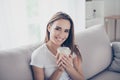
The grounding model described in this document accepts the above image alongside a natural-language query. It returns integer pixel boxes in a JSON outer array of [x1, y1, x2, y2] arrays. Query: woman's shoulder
[[35, 43, 46, 51], [31, 43, 47, 56]]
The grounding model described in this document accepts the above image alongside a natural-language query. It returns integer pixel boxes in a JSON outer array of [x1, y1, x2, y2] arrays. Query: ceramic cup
[[57, 47, 71, 56]]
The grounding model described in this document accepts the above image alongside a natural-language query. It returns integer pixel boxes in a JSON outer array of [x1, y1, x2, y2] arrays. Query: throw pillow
[[109, 42, 120, 72]]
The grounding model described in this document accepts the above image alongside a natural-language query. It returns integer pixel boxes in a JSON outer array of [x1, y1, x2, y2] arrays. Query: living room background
[[0, 0, 85, 50]]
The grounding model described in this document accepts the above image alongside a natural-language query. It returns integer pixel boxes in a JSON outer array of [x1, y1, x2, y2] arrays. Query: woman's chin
[[54, 42, 63, 46], [53, 39, 65, 46]]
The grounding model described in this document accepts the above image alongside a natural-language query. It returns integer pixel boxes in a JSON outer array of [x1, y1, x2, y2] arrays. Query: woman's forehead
[[53, 19, 71, 29]]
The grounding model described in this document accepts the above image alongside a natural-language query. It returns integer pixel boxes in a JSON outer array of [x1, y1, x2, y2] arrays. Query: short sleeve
[[30, 48, 45, 68]]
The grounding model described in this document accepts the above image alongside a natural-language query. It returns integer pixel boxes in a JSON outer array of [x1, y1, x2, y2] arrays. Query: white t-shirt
[[30, 43, 72, 80]]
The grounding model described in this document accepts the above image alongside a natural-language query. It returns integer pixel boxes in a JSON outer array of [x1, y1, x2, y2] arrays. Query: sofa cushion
[[75, 24, 112, 79], [109, 42, 120, 72], [0, 43, 41, 80], [90, 71, 120, 80]]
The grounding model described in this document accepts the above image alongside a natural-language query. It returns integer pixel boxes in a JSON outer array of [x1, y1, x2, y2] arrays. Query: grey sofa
[[0, 25, 120, 80]]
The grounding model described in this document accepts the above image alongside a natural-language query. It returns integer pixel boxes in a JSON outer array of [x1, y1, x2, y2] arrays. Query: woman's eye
[[55, 27, 61, 31], [65, 29, 70, 33], [55, 28, 60, 30]]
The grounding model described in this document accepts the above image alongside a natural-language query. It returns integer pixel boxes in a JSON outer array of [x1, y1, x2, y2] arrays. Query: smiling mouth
[[56, 37, 65, 42]]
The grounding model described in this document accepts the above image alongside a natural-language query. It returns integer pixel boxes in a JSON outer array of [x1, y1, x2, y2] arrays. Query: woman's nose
[[59, 31, 66, 37]]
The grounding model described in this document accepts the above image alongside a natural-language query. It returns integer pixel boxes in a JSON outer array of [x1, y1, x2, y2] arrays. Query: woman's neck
[[46, 41, 60, 56]]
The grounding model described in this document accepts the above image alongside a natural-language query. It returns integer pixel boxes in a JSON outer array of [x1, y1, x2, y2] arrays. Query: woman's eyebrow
[[65, 28, 70, 30], [56, 26, 61, 28], [56, 26, 70, 30]]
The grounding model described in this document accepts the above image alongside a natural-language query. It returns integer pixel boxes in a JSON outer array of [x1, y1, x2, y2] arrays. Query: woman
[[30, 12, 84, 80]]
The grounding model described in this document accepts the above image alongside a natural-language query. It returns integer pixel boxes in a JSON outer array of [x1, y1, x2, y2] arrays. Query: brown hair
[[45, 12, 81, 59]]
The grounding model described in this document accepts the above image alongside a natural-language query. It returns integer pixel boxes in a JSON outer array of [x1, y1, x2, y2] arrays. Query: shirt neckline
[[44, 43, 56, 58]]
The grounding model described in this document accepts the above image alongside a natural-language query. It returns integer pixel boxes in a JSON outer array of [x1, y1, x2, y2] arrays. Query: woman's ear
[[47, 25, 51, 32]]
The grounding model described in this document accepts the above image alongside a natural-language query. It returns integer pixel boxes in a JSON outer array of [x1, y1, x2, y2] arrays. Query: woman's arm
[[71, 56, 84, 80], [61, 55, 84, 80], [32, 66, 44, 80]]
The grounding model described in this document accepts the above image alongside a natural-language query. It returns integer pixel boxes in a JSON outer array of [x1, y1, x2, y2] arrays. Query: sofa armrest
[[0, 43, 41, 80]]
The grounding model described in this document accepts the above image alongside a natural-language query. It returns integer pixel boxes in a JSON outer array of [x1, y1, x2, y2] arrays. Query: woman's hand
[[55, 52, 84, 80], [56, 53, 65, 72], [61, 54, 74, 71], [56, 53, 73, 72]]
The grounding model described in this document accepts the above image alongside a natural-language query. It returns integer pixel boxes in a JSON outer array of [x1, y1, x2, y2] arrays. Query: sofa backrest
[[75, 24, 112, 79], [0, 43, 42, 80], [0, 25, 112, 80]]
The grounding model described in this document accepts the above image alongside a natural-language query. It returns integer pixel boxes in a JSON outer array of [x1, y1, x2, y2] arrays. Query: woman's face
[[48, 19, 71, 46]]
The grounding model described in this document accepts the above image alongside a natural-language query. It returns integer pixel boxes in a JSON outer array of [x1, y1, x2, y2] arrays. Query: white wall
[[86, 0, 104, 28], [88, 0, 120, 16], [116, 0, 120, 15], [104, 0, 120, 16], [104, 0, 115, 16]]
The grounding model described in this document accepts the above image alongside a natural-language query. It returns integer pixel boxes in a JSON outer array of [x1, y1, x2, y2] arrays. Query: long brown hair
[[45, 12, 81, 59]]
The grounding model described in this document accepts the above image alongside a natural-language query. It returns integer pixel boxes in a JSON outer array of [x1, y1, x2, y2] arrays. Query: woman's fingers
[[58, 64, 64, 71], [57, 58, 65, 71], [56, 53, 73, 71], [56, 53, 60, 60], [57, 60, 62, 67], [56, 54, 64, 67], [61, 55, 73, 67]]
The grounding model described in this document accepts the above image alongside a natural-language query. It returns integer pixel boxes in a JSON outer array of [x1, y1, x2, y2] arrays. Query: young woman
[[30, 12, 84, 80]]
